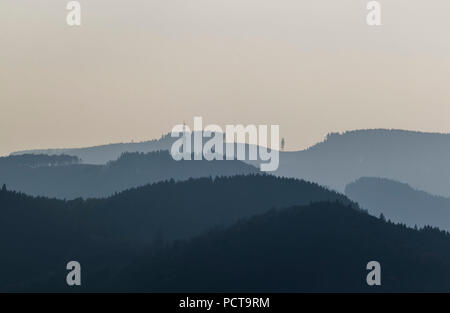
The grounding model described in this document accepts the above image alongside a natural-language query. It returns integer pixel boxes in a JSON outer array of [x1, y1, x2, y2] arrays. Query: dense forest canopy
[[0, 174, 354, 291]]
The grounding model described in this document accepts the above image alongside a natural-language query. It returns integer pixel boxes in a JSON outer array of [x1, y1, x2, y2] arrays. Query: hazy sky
[[1, 0, 449, 155]]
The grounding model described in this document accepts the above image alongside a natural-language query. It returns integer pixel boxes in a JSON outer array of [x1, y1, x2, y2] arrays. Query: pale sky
[[1, 0, 449, 155]]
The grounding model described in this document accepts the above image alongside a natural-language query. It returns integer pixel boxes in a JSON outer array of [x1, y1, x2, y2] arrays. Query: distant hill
[[109, 202, 450, 292], [13, 129, 450, 197], [0, 150, 258, 199], [272, 129, 450, 197], [345, 177, 450, 231], [0, 175, 353, 291], [0, 154, 80, 168], [10, 133, 177, 164]]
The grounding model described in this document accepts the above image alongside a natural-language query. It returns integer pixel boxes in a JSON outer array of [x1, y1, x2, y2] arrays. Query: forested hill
[[0, 150, 258, 199], [273, 129, 450, 197], [0, 174, 353, 291], [110, 202, 450, 293], [4, 174, 450, 292]]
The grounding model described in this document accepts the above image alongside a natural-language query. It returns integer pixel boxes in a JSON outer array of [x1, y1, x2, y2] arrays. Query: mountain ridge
[[11, 128, 450, 197]]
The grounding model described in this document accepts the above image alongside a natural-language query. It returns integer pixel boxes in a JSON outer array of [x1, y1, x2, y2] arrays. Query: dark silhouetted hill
[[111, 202, 450, 292], [0, 175, 353, 291], [345, 177, 450, 231], [0, 150, 258, 199]]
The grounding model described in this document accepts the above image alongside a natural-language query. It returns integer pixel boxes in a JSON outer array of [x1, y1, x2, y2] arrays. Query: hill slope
[[345, 177, 450, 231], [111, 202, 450, 292]]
